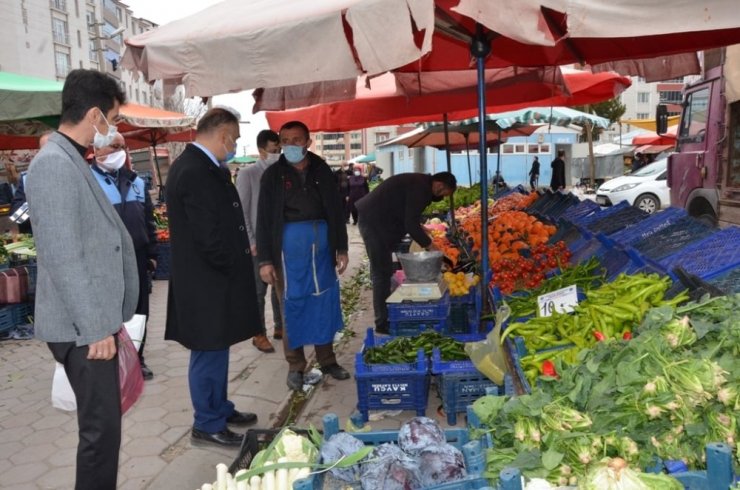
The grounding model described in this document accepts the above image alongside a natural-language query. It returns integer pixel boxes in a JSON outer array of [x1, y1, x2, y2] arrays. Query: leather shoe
[[227, 410, 257, 426], [320, 363, 351, 380], [287, 371, 304, 391], [273, 328, 283, 340], [375, 324, 390, 335], [191, 427, 243, 447], [140, 361, 154, 381], [252, 334, 275, 353]]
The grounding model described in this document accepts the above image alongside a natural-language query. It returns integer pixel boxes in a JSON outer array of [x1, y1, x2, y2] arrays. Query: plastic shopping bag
[[123, 314, 146, 352], [117, 327, 144, 415], [51, 362, 77, 411], [464, 305, 510, 385]]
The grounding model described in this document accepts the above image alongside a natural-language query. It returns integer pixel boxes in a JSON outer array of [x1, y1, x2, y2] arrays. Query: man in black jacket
[[257, 120, 350, 391], [355, 172, 457, 334], [90, 132, 157, 380]]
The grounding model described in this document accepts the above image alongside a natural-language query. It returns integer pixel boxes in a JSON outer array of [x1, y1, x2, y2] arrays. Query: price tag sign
[[537, 285, 579, 317]]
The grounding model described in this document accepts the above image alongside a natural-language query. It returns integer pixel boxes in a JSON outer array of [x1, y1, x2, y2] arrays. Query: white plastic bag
[[51, 362, 77, 411], [123, 314, 146, 352]]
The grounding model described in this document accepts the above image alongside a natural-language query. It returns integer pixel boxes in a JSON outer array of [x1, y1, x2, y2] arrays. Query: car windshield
[[633, 159, 667, 177]]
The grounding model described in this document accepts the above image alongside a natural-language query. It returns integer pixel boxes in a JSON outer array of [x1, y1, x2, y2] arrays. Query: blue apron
[[281, 220, 343, 349]]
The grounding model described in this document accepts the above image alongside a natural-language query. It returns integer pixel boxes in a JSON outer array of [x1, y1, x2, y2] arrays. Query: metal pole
[[464, 134, 473, 185], [93, 16, 107, 72], [472, 24, 491, 315], [443, 113, 456, 231], [495, 127, 502, 192]]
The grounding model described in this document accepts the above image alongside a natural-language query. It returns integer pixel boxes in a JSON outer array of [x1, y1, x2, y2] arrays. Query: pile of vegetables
[[489, 242, 571, 295], [424, 184, 482, 214], [363, 330, 468, 364], [502, 273, 688, 384], [154, 205, 170, 242], [443, 271, 480, 297], [472, 294, 740, 486], [0, 234, 36, 259]]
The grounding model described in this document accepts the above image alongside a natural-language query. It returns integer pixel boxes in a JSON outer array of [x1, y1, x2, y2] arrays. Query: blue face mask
[[283, 145, 306, 164], [222, 136, 237, 163]]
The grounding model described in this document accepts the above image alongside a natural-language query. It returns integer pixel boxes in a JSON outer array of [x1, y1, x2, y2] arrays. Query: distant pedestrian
[[235, 129, 283, 352], [491, 170, 506, 191], [165, 107, 261, 448], [550, 149, 566, 191], [9, 130, 53, 234], [26, 68, 139, 490], [529, 156, 540, 190], [335, 162, 350, 223], [257, 120, 351, 391], [632, 152, 648, 173], [347, 168, 369, 225]]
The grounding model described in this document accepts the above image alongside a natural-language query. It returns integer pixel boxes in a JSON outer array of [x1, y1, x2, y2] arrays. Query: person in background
[[550, 149, 566, 191], [334, 162, 350, 223], [346, 166, 369, 225], [355, 172, 457, 335], [9, 130, 54, 234], [529, 156, 540, 190], [235, 129, 283, 352], [632, 152, 648, 173], [257, 120, 350, 391], [491, 170, 507, 191], [165, 107, 260, 447], [89, 132, 157, 380], [26, 68, 139, 490]]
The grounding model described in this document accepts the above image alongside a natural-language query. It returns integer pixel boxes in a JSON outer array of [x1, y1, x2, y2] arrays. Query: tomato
[[541, 360, 557, 377]]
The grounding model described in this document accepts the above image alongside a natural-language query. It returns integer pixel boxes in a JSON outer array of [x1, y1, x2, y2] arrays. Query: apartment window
[[103, 21, 121, 44], [502, 144, 514, 154], [515, 144, 525, 153], [74, 0, 79, 17], [128, 85, 132, 99], [315, 144, 322, 150], [375, 132, 389, 143], [350, 143, 361, 150], [636, 112, 650, 119], [103, 0, 116, 13], [79, 60, 83, 68], [88, 40, 97, 61], [86, 10, 95, 31], [528, 144, 539, 154], [408, 148, 413, 157], [399, 150, 404, 160], [116, 7, 122, 21], [50, 0, 67, 12], [660, 90, 683, 104], [131, 22, 136, 35], [55, 50, 71, 77], [637, 92, 650, 104], [135, 88, 140, 102], [539, 143, 551, 154], [142, 92, 148, 104], [121, 81, 126, 94], [52, 18, 69, 45]]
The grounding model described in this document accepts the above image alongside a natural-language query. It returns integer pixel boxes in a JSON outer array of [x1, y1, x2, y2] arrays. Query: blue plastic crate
[[632, 216, 715, 261], [587, 206, 649, 236], [446, 286, 481, 335], [597, 247, 635, 281], [576, 200, 632, 226], [355, 329, 430, 422], [0, 305, 14, 334], [705, 265, 740, 294], [153, 241, 171, 280], [569, 238, 610, 264], [560, 198, 600, 222], [9, 302, 33, 326], [389, 318, 449, 336], [659, 226, 740, 280], [609, 206, 687, 246], [387, 292, 450, 322]]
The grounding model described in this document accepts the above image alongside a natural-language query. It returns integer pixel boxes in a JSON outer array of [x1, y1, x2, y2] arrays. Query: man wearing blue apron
[[256, 120, 350, 391]]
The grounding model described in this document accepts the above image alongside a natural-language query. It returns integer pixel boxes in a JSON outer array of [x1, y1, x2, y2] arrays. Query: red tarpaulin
[[631, 125, 678, 146], [265, 70, 630, 132]]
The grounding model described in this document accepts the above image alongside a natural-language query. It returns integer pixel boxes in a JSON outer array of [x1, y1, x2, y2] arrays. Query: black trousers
[[358, 219, 393, 331], [134, 248, 150, 361], [48, 341, 121, 490]]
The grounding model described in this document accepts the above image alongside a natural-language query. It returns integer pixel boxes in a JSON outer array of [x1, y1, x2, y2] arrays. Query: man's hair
[[432, 171, 457, 191], [279, 120, 310, 139], [256, 129, 279, 149], [558, 149, 566, 157], [197, 107, 239, 135], [60, 69, 126, 125]]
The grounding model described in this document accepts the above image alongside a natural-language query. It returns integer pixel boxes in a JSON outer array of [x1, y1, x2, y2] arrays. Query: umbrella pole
[[472, 24, 491, 316], [151, 143, 165, 203], [496, 127, 502, 186], [464, 134, 473, 185], [443, 113, 456, 231]]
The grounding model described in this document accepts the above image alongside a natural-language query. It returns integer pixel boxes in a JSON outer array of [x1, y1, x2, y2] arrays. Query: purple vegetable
[[321, 432, 366, 482], [360, 443, 422, 490], [416, 443, 467, 487], [397, 417, 446, 456]]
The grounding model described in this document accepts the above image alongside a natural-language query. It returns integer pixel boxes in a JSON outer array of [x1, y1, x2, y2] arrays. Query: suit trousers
[[134, 247, 150, 360], [188, 349, 235, 433], [252, 256, 283, 335], [273, 269, 336, 372], [48, 341, 121, 490], [358, 219, 393, 331]]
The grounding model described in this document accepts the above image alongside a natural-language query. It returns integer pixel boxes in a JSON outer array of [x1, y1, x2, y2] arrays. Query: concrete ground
[[0, 225, 460, 489]]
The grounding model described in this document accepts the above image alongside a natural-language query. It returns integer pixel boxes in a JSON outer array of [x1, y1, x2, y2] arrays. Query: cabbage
[[397, 417, 446, 456], [579, 458, 683, 490], [320, 432, 366, 482], [360, 443, 422, 490], [416, 443, 466, 487]]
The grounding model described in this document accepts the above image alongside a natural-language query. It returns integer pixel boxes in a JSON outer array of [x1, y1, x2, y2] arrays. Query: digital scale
[[386, 275, 448, 303]]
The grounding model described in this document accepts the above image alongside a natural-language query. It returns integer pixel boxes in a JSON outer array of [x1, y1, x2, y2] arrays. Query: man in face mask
[[235, 129, 282, 352], [90, 133, 157, 381], [256, 120, 350, 391], [354, 171, 457, 335]]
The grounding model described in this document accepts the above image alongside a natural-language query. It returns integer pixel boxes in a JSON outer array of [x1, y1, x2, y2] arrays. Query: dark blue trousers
[[188, 349, 235, 433]]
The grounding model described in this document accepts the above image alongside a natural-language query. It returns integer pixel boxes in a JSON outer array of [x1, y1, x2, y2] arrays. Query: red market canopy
[[264, 69, 630, 132], [118, 103, 196, 150], [631, 125, 678, 146]]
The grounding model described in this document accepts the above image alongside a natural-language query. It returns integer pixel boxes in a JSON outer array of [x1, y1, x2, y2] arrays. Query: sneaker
[[320, 363, 350, 380], [287, 371, 304, 391], [140, 361, 154, 381], [273, 328, 283, 340], [252, 334, 275, 353]]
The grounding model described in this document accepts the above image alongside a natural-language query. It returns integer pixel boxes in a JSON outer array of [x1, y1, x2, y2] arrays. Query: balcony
[[53, 30, 70, 45], [50, 0, 66, 11]]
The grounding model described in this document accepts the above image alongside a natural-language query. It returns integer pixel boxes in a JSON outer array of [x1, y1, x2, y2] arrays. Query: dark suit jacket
[[164, 144, 259, 350]]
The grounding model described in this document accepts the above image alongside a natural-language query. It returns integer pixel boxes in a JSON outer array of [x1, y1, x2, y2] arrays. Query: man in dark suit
[[26, 69, 140, 490], [165, 107, 261, 447]]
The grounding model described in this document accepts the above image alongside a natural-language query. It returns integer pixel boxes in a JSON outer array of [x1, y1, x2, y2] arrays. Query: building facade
[[0, 0, 159, 106], [311, 126, 411, 164]]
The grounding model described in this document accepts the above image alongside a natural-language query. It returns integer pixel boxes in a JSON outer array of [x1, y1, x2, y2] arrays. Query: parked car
[[595, 159, 670, 213]]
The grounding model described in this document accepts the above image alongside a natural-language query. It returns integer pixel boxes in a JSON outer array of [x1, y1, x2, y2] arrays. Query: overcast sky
[[122, 0, 268, 155]]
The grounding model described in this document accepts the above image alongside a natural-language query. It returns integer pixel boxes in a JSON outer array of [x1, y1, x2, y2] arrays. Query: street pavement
[[0, 225, 458, 489]]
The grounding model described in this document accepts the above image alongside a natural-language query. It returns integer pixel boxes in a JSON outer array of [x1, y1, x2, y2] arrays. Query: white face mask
[[97, 150, 126, 172], [92, 111, 119, 149], [264, 152, 280, 165], [353, 171, 361, 176]]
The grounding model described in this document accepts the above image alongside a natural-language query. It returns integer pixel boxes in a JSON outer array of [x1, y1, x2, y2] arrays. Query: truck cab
[[665, 45, 740, 226]]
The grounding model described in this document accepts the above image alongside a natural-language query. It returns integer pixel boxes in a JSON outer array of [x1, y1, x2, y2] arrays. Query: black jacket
[[257, 152, 348, 268], [355, 173, 434, 248], [164, 144, 259, 350]]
